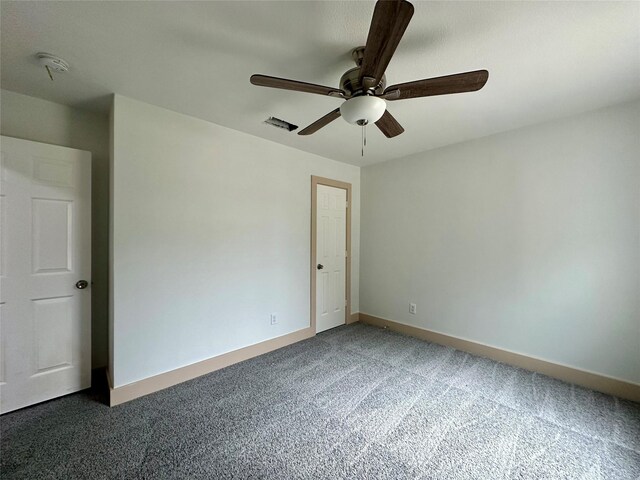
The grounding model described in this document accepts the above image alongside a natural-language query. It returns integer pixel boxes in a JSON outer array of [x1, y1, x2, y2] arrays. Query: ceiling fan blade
[[298, 108, 342, 135], [384, 70, 489, 100], [360, 0, 414, 89], [250, 74, 345, 97], [375, 110, 404, 138]]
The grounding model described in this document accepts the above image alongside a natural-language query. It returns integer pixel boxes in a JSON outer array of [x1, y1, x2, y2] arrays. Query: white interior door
[[316, 184, 347, 333], [0, 136, 91, 414]]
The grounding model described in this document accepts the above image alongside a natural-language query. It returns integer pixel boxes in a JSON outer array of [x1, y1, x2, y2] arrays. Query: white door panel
[[316, 184, 346, 333], [0, 136, 91, 414]]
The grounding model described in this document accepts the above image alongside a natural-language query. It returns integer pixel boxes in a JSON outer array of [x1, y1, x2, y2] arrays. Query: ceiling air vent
[[264, 117, 298, 132]]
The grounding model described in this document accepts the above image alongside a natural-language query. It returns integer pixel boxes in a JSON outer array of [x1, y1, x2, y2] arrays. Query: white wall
[[361, 100, 640, 384], [111, 95, 360, 387], [0, 89, 110, 368]]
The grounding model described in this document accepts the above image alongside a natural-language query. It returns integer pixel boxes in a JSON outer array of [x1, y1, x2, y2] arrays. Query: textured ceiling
[[2, 1, 639, 166]]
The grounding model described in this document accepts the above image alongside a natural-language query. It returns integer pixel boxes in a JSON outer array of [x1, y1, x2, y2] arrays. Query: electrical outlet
[[270, 313, 278, 325], [409, 303, 417, 315]]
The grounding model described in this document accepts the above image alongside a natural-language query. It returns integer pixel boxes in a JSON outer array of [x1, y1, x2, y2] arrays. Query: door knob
[[317, 264, 324, 270], [75, 280, 89, 290]]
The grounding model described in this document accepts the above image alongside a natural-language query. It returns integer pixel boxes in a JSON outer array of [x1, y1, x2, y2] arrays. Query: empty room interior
[[1, 0, 639, 478]]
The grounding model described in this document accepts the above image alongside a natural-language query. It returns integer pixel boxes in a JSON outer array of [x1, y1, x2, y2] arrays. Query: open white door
[[315, 184, 347, 333], [0, 136, 91, 414]]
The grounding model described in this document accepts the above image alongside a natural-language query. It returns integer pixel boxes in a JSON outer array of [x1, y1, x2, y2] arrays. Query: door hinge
[[345, 250, 348, 258], [346, 200, 349, 208], [345, 299, 348, 307]]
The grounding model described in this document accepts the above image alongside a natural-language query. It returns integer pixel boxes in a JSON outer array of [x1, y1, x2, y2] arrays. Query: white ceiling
[[2, 1, 639, 166]]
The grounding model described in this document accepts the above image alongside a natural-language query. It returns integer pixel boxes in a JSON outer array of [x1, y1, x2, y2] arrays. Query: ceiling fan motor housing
[[340, 67, 386, 97], [339, 48, 387, 126]]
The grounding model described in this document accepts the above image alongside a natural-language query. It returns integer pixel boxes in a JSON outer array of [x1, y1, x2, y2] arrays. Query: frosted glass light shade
[[340, 96, 386, 126]]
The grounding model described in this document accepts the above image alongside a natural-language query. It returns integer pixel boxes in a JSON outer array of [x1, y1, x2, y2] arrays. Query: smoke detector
[[37, 53, 69, 73]]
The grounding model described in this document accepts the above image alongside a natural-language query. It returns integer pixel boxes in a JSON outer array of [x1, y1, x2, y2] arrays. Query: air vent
[[264, 117, 298, 132]]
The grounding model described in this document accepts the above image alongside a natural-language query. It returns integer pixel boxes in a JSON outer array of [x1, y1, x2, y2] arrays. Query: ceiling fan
[[250, 0, 488, 138]]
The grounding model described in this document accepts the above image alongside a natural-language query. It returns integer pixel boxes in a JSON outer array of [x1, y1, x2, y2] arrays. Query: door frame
[[311, 175, 352, 333]]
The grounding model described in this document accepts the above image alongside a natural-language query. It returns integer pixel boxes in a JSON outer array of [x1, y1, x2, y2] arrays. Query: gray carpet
[[2, 323, 639, 479]]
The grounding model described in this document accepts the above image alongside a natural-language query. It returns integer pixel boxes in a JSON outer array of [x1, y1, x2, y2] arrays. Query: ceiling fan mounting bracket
[[351, 46, 366, 67]]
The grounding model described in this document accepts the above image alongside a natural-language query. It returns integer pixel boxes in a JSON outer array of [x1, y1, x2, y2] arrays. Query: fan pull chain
[[361, 124, 367, 157]]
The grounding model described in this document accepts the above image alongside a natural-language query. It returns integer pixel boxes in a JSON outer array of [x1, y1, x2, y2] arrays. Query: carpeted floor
[[2, 323, 639, 479]]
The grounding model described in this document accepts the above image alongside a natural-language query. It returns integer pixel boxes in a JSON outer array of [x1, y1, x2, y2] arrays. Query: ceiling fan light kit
[[250, 0, 488, 148], [340, 95, 386, 126]]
